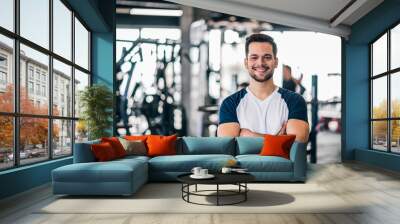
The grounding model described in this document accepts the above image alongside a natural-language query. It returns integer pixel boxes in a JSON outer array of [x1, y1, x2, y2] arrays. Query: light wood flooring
[[1, 162, 400, 224]]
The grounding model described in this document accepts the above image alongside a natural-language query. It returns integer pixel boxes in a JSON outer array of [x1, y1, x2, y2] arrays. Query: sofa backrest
[[235, 137, 264, 155], [180, 137, 236, 155]]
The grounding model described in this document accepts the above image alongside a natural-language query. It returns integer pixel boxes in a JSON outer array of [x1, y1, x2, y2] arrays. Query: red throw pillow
[[101, 137, 127, 158], [259, 134, 296, 159], [146, 135, 177, 157], [91, 142, 118, 162]]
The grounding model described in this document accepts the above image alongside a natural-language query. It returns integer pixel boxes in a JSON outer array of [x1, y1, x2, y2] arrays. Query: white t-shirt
[[219, 87, 308, 135]]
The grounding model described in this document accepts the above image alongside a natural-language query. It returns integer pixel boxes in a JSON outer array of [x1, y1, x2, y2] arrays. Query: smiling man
[[217, 33, 309, 142]]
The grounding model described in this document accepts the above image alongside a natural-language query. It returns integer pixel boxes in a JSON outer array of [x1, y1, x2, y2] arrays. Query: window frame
[[370, 19, 400, 154], [0, 0, 92, 171]]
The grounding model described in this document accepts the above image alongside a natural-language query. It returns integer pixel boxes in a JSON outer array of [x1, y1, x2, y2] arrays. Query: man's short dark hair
[[245, 33, 277, 58], [283, 64, 291, 72]]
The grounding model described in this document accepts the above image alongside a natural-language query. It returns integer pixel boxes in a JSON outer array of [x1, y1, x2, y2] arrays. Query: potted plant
[[79, 84, 113, 140]]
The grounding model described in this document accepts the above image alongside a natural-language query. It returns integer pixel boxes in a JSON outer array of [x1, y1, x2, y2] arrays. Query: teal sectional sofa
[[52, 137, 307, 196]]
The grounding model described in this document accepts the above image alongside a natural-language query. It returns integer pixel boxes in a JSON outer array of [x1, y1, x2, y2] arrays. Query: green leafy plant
[[79, 84, 113, 140]]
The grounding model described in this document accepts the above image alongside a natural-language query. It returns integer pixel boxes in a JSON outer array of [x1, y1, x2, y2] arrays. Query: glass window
[[372, 121, 388, 151], [0, 35, 13, 113], [391, 24, 400, 70], [28, 67, 34, 80], [372, 34, 387, 76], [0, 116, 13, 170], [391, 72, 400, 118], [20, 0, 49, 49], [36, 84, 40, 95], [372, 77, 387, 119], [41, 85, 46, 97], [53, 59, 72, 117], [19, 117, 49, 165], [53, 0, 72, 60], [75, 120, 88, 143], [0, 0, 92, 169], [391, 120, 400, 153], [74, 18, 89, 70], [20, 44, 49, 115], [74, 69, 89, 118], [0, 0, 14, 32], [53, 119, 72, 158], [28, 81, 34, 94]]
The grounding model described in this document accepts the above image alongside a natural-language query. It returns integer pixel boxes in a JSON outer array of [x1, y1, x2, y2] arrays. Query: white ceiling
[[166, 0, 384, 38]]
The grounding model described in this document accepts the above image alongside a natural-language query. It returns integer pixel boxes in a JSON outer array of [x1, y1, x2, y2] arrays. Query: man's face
[[244, 42, 278, 83]]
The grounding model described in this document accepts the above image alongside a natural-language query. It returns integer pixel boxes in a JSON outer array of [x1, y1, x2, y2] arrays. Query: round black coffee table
[[177, 173, 255, 206]]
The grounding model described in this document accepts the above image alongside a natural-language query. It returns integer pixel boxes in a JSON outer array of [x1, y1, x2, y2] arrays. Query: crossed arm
[[217, 119, 309, 143]]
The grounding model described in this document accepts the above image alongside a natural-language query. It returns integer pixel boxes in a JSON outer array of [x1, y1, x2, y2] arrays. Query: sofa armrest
[[289, 142, 307, 181], [73, 140, 100, 163]]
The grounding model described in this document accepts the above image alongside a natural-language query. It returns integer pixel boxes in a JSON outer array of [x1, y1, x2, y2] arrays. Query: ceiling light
[[129, 8, 183, 17]]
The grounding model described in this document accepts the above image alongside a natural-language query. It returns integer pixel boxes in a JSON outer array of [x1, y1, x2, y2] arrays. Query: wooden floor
[[1, 162, 400, 224]]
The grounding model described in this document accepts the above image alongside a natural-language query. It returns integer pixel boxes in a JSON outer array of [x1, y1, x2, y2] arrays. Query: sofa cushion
[[91, 142, 118, 161], [147, 135, 177, 157], [259, 134, 296, 159], [52, 159, 147, 183], [148, 154, 235, 172], [119, 138, 147, 156], [236, 155, 293, 172], [236, 137, 264, 155], [101, 137, 127, 158], [181, 137, 235, 155]]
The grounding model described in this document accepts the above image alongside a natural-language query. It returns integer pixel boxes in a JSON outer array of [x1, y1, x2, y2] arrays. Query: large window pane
[[0, 116, 13, 170], [20, 44, 49, 115], [391, 72, 400, 118], [75, 120, 88, 143], [20, 0, 49, 49], [0, 0, 14, 31], [53, 59, 72, 117], [372, 33, 387, 76], [0, 34, 14, 112], [53, 119, 72, 158], [74, 69, 89, 118], [20, 117, 49, 165], [53, 0, 72, 60], [391, 120, 400, 153], [391, 24, 400, 70], [372, 77, 387, 119], [372, 121, 388, 151], [74, 18, 89, 70]]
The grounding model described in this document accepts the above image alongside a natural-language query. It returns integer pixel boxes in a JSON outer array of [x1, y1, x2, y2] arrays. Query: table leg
[[195, 184, 197, 192], [217, 184, 219, 206], [245, 183, 247, 201]]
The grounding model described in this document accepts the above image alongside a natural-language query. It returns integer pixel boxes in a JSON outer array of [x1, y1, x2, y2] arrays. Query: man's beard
[[249, 65, 274, 82]]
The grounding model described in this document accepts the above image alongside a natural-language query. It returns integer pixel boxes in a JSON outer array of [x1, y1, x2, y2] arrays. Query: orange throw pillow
[[101, 137, 127, 158], [91, 142, 118, 162], [259, 134, 296, 159], [146, 135, 177, 157]]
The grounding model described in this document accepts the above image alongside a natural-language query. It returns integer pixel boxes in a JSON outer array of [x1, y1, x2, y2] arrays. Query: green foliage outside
[[79, 84, 113, 140]]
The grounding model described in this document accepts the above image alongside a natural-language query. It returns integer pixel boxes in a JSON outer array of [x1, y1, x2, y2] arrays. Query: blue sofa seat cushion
[[236, 155, 293, 172], [53, 159, 147, 183], [149, 154, 235, 172], [236, 137, 264, 155], [180, 137, 236, 155]]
